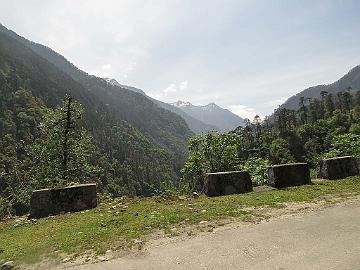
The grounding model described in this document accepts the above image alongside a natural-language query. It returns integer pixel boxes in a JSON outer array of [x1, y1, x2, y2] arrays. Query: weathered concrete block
[[204, 171, 253, 197], [30, 183, 97, 218], [317, 156, 359, 180], [268, 163, 311, 188]]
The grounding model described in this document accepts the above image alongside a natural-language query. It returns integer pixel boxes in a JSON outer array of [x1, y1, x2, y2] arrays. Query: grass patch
[[1, 176, 360, 265]]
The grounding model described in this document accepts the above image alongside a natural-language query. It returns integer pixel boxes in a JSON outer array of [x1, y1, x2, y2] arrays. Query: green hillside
[[0, 25, 192, 217]]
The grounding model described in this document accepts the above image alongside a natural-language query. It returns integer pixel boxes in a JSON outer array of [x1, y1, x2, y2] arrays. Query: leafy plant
[[241, 158, 271, 186], [323, 133, 360, 159], [269, 138, 295, 164], [181, 132, 242, 191]]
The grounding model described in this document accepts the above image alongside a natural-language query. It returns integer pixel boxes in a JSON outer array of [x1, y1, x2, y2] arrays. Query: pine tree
[[299, 97, 308, 124], [30, 95, 98, 187], [324, 93, 335, 117]]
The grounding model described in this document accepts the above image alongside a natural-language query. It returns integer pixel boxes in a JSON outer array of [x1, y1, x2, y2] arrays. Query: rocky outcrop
[[204, 171, 253, 197], [268, 163, 311, 188], [30, 184, 97, 218], [317, 156, 359, 180]]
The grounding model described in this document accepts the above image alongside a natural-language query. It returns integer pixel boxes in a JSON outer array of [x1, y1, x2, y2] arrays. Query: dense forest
[[0, 24, 193, 219], [182, 90, 360, 190]]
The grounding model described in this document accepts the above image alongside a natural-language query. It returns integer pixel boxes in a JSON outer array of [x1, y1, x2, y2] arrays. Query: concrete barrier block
[[317, 156, 359, 180], [268, 163, 311, 188], [204, 171, 253, 197], [30, 183, 97, 218]]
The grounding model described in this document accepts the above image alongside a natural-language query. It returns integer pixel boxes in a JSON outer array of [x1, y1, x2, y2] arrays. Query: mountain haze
[[171, 101, 246, 132], [104, 78, 218, 133]]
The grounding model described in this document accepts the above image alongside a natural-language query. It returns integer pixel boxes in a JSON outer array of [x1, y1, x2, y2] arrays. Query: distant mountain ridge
[[171, 101, 246, 132], [280, 65, 360, 110], [103, 78, 218, 133], [104, 78, 244, 132]]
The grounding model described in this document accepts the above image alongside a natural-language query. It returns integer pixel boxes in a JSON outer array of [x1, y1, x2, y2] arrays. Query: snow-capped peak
[[103, 77, 121, 87]]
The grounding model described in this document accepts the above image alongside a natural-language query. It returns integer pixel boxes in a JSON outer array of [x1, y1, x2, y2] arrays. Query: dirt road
[[70, 200, 360, 270]]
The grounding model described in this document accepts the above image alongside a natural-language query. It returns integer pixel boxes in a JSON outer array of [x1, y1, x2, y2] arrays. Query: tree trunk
[[62, 96, 72, 180]]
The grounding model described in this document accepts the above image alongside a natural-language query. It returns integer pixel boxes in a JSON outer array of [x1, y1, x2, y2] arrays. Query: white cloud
[[163, 83, 177, 94], [121, 62, 137, 80], [179, 81, 188, 90], [162, 81, 189, 96], [145, 91, 163, 100], [101, 64, 112, 70], [226, 105, 260, 120]]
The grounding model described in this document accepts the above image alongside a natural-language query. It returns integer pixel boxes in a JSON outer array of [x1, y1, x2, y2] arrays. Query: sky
[[1, 0, 360, 119]]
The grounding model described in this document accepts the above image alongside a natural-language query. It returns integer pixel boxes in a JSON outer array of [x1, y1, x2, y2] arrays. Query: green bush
[[350, 123, 360, 135], [323, 133, 360, 159], [242, 158, 271, 186], [181, 132, 242, 191], [269, 138, 295, 164]]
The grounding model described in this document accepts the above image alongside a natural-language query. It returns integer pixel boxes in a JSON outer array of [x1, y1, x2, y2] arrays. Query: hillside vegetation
[[0, 24, 192, 218], [182, 89, 360, 188]]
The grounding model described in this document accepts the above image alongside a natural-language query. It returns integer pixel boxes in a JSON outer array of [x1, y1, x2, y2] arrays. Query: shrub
[[323, 133, 360, 159], [269, 138, 295, 164], [350, 123, 360, 135], [242, 158, 271, 186], [181, 132, 242, 191]]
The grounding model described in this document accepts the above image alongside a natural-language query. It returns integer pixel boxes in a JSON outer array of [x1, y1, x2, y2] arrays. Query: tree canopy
[[182, 90, 360, 190]]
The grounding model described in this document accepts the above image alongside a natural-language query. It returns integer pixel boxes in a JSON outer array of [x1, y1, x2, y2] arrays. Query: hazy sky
[[1, 0, 360, 118]]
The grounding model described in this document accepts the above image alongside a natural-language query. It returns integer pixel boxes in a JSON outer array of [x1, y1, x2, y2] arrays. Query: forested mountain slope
[[281, 65, 360, 110], [0, 24, 192, 202], [0, 24, 192, 162]]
